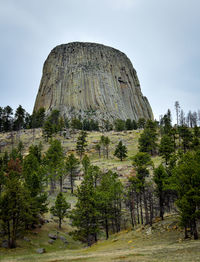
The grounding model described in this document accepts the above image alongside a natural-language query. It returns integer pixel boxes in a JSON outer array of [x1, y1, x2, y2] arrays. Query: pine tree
[[50, 192, 70, 229], [70, 173, 100, 246], [97, 171, 123, 238], [95, 143, 101, 158], [43, 120, 54, 141], [125, 119, 133, 130], [81, 154, 91, 175], [23, 150, 48, 216], [114, 140, 127, 161], [66, 153, 79, 194], [114, 119, 126, 131], [159, 135, 174, 165], [14, 105, 25, 130], [31, 107, 45, 128], [132, 152, 153, 225], [100, 136, 110, 159], [0, 159, 30, 248], [171, 150, 200, 239], [178, 125, 193, 153], [137, 118, 146, 129], [76, 131, 87, 159], [44, 139, 64, 193], [153, 164, 168, 220], [2, 106, 13, 132]]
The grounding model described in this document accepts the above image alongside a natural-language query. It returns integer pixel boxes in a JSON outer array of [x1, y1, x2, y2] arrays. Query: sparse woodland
[[0, 102, 200, 251]]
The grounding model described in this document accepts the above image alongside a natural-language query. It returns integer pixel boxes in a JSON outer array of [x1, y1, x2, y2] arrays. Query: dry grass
[[1, 215, 200, 262]]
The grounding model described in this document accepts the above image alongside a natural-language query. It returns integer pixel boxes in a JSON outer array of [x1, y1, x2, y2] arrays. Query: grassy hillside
[[0, 128, 162, 174], [1, 215, 200, 262], [1, 128, 199, 262]]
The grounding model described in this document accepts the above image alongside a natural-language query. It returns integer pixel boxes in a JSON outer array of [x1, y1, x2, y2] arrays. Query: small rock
[[24, 237, 30, 242], [117, 166, 123, 171], [59, 236, 68, 244], [48, 233, 57, 240], [36, 248, 46, 254], [48, 239, 55, 244], [1, 240, 9, 248], [0, 141, 7, 147], [112, 239, 118, 242], [146, 227, 152, 235]]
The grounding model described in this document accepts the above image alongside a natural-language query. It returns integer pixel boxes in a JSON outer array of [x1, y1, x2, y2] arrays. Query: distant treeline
[[0, 103, 200, 135]]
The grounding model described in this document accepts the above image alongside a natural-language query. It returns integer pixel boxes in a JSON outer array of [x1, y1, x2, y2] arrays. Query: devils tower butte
[[34, 42, 153, 121]]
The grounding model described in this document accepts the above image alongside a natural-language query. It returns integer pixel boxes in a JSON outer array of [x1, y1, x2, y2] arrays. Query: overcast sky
[[0, 0, 200, 121]]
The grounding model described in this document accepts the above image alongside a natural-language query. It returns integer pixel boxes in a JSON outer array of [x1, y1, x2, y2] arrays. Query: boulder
[[48, 233, 57, 240], [36, 248, 46, 254]]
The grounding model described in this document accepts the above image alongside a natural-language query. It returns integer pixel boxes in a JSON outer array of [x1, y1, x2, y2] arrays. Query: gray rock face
[[34, 42, 153, 121]]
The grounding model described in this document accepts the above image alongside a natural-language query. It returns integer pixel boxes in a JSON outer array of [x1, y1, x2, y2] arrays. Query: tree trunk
[[192, 219, 198, 240], [143, 190, 149, 225], [106, 146, 109, 159], [59, 176, 63, 192], [10, 218, 17, 248], [159, 194, 164, 220], [139, 193, 143, 225], [105, 216, 109, 239], [7, 221, 11, 248], [98, 149, 101, 158], [136, 194, 140, 224], [59, 218, 62, 229], [50, 178, 54, 194], [70, 171, 74, 194], [184, 226, 189, 239]]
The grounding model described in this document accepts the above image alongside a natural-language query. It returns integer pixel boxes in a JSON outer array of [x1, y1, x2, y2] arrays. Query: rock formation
[[34, 42, 153, 122]]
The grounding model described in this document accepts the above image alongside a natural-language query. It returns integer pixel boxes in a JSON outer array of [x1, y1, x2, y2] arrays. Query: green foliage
[[2, 105, 13, 132], [114, 119, 126, 131], [66, 153, 79, 194], [160, 109, 172, 135], [125, 119, 133, 130], [82, 119, 99, 131], [31, 107, 45, 128], [42, 110, 62, 140], [178, 125, 193, 152], [44, 139, 64, 193], [159, 135, 175, 164], [70, 173, 100, 246], [132, 152, 153, 184], [138, 120, 158, 155], [42, 120, 54, 141], [71, 118, 83, 130], [171, 150, 200, 239], [97, 171, 123, 238], [50, 192, 70, 228], [100, 135, 110, 159], [114, 140, 127, 161], [103, 120, 113, 131], [153, 164, 168, 219], [23, 149, 48, 215], [137, 118, 146, 129], [82, 155, 90, 175], [76, 131, 87, 159], [13, 105, 25, 130], [0, 159, 30, 248]]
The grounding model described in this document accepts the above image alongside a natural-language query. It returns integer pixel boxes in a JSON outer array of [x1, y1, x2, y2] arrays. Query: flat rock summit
[[34, 42, 153, 121]]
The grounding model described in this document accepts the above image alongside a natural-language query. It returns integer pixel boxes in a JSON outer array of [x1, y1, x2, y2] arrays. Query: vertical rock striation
[[34, 42, 153, 121]]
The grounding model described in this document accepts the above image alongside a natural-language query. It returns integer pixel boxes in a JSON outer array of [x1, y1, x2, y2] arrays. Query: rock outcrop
[[34, 42, 153, 121]]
